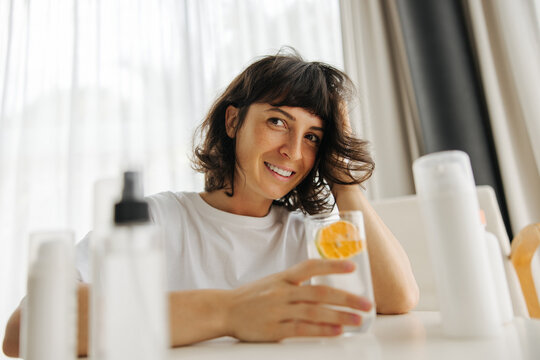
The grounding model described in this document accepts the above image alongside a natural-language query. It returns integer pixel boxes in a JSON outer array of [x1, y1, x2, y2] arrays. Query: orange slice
[[315, 220, 363, 259]]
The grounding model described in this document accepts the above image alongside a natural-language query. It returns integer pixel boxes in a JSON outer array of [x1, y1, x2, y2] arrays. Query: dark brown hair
[[192, 49, 374, 214]]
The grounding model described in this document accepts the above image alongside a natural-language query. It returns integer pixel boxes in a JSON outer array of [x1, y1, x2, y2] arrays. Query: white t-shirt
[[75, 191, 308, 291]]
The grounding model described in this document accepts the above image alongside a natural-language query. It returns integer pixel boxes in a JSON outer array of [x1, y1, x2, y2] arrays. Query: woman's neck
[[199, 190, 272, 217]]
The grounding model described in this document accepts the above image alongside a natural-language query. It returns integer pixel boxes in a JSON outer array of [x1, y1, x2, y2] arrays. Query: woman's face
[[227, 103, 324, 204]]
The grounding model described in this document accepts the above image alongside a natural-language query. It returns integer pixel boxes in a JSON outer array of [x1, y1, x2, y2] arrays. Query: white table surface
[[167, 311, 540, 360]]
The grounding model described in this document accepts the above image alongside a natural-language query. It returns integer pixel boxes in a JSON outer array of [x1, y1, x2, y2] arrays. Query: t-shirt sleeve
[[145, 191, 181, 226]]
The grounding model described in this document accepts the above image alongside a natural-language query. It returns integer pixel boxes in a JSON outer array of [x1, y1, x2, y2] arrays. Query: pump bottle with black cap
[[92, 171, 168, 360]]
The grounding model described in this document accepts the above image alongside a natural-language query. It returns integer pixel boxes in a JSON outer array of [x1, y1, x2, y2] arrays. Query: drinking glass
[[305, 210, 375, 332]]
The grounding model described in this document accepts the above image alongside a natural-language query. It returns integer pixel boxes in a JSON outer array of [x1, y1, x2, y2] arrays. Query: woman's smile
[[264, 162, 296, 180]]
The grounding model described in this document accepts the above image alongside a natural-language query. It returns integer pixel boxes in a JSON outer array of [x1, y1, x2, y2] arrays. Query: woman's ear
[[225, 105, 239, 138]]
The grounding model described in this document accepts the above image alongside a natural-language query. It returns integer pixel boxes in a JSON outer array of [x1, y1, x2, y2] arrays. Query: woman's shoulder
[[146, 190, 191, 203], [146, 191, 199, 223]]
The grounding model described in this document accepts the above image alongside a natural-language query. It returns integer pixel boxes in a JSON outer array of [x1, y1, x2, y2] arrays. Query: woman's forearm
[[2, 308, 21, 357], [332, 184, 419, 314], [168, 289, 229, 346]]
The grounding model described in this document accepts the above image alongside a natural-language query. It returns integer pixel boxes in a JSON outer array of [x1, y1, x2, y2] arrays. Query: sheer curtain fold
[[0, 0, 343, 353], [340, 0, 421, 200], [463, 0, 540, 235]]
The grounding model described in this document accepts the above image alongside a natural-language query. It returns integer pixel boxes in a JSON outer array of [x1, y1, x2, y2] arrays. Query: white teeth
[[266, 162, 293, 177]]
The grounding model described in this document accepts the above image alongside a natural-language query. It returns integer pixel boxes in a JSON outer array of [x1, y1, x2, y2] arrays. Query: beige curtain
[[463, 0, 540, 235], [342, 0, 540, 236], [340, 0, 539, 317], [339, 0, 422, 201]]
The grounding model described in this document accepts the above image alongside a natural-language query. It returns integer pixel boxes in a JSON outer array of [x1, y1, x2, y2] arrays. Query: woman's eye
[[269, 118, 286, 127], [305, 134, 321, 144]]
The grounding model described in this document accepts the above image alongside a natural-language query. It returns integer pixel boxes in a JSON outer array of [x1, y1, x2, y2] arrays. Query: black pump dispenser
[[114, 171, 150, 224]]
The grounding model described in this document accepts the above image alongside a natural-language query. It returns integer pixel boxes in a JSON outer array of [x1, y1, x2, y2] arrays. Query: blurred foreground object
[[21, 231, 76, 360], [413, 150, 500, 337]]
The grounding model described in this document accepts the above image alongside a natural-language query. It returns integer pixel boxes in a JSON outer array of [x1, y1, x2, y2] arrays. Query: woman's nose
[[279, 135, 302, 160]]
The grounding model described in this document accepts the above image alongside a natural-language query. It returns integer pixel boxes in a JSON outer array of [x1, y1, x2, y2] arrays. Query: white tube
[[22, 231, 77, 360]]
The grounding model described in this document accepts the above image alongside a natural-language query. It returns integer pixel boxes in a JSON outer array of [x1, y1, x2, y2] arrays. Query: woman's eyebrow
[[266, 107, 295, 120], [266, 107, 324, 132]]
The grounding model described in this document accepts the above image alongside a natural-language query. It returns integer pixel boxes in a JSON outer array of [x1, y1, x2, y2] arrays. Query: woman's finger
[[283, 303, 362, 327], [288, 285, 372, 312], [283, 259, 355, 284], [278, 320, 343, 339]]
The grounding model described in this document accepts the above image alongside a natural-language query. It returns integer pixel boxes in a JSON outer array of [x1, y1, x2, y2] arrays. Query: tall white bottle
[[91, 171, 168, 360], [22, 231, 77, 360], [413, 151, 501, 337]]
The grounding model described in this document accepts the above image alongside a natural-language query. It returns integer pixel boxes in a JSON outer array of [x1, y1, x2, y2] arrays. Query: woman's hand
[[222, 259, 373, 341]]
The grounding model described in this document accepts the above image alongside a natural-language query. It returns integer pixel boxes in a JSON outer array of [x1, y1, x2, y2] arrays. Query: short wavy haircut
[[192, 50, 374, 214]]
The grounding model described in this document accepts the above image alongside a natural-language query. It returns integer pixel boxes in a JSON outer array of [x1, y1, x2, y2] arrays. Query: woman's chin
[[269, 190, 294, 202]]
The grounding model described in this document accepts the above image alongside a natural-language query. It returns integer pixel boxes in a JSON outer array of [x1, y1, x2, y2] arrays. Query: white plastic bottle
[[89, 178, 120, 360], [21, 231, 77, 360], [92, 171, 168, 360], [413, 150, 501, 337], [480, 210, 514, 324]]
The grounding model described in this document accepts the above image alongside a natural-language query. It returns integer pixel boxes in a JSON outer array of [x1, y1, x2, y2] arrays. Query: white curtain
[[0, 0, 344, 352], [463, 0, 540, 236]]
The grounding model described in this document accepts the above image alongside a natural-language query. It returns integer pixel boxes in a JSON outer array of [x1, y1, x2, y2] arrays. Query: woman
[[3, 51, 418, 357]]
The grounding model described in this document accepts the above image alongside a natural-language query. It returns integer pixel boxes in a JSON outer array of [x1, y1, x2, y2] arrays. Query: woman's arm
[[332, 184, 419, 314], [3, 259, 372, 357], [170, 259, 372, 344], [2, 308, 21, 357]]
